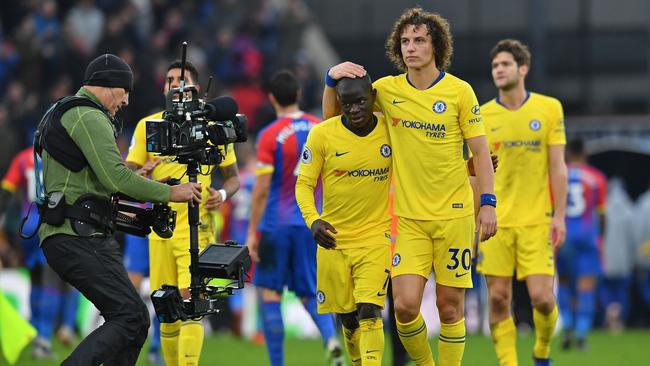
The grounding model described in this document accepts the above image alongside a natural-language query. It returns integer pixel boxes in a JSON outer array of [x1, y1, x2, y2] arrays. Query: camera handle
[[186, 158, 203, 302]]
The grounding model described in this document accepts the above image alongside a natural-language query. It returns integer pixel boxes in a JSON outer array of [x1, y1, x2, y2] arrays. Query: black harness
[[22, 96, 119, 238], [35, 95, 117, 172]]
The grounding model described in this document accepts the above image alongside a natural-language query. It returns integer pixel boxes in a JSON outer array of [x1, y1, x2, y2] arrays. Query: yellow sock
[[438, 318, 466, 366], [342, 325, 361, 366], [178, 320, 204, 366], [160, 321, 181, 366], [490, 317, 518, 366], [396, 313, 434, 366], [533, 305, 558, 359], [359, 318, 384, 366]]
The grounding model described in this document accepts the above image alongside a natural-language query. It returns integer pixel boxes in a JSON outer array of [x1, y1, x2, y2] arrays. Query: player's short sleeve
[[1, 153, 24, 193], [458, 82, 485, 139], [297, 126, 325, 181], [548, 99, 566, 145], [125, 118, 149, 167], [218, 143, 237, 167], [255, 128, 275, 176]]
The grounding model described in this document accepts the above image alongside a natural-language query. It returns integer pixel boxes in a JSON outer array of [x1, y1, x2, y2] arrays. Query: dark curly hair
[[490, 39, 531, 67], [385, 8, 453, 72]]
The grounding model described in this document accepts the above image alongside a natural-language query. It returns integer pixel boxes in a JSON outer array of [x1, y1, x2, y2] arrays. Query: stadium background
[[0, 0, 649, 365]]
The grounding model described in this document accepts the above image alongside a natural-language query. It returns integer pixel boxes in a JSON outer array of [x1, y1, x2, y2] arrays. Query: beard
[[498, 77, 519, 91]]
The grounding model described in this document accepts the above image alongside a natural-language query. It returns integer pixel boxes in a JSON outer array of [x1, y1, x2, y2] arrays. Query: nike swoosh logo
[[376, 292, 386, 297], [490, 127, 502, 132], [366, 349, 381, 353], [455, 272, 469, 278], [335, 151, 350, 157], [392, 99, 406, 104]]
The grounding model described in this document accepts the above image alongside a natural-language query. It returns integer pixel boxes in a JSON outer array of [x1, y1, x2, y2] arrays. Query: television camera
[[145, 42, 252, 322]]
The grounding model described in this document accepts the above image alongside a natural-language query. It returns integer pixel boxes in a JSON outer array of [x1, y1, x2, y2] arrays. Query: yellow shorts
[[150, 231, 212, 291], [391, 215, 474, 288], [316, 245, 391, 314], [476, 225, 554, 280]]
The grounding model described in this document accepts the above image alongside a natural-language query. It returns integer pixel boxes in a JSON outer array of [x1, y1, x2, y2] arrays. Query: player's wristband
[[325, 69, 338, 88], [480, 193, 496, 207], [218, 189, 227, 202]]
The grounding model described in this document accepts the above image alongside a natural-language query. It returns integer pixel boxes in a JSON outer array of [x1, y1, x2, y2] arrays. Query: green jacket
[[39, 87, 171, 243]]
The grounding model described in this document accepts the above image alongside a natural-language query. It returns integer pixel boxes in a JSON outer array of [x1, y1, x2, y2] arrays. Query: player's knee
[[357, 303, 381, 320], [394, 297, 419, 323], [530, 291, 555, 314], [488, 290, 511, 315], [339, 311, 359, 329], [436, 298, 462, 324]]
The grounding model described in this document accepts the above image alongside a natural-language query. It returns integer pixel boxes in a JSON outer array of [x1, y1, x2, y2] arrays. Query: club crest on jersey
[[316, 291, 326, 304], [392, 253, 401, 266], [380, 144, 392, 158], [471, 105, 480, 115], [433, 100, 447, 114], [529, 120, 541, 131], [301, 146, 312, 164]]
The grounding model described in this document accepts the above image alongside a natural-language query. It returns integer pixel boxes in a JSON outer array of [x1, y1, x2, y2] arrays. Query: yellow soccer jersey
[[481, 92, 566, 227], [296, 114, 392, 249], [373, 72, 485, 220], [126, 111, 237, 240]]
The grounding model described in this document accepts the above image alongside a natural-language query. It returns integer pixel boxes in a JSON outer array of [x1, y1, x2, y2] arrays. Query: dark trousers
[[42, 234, 150, 366]]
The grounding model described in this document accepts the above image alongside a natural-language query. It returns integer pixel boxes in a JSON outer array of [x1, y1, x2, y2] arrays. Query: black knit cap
[[83, 54, 133, 92]]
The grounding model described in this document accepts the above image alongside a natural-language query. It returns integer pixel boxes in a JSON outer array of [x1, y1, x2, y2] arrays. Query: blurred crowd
[[0, 0, 321, 178]]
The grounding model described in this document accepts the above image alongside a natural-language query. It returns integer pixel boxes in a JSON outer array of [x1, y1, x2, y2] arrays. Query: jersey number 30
[[447, 248, 471, 271]]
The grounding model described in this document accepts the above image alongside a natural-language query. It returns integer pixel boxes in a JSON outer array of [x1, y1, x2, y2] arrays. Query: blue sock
[[558, 282, 574, 332], [304, 297, 336, 344], [61, 289, 80, 329], [150, 315, 161, 352], [575, 289, 595, 340], [30, 285, 44, 337], [40, 286, 61, 339], [261, 301, 284, 366]]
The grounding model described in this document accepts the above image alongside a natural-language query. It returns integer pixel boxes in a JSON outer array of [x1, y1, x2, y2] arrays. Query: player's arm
[[245, 133, 275, 262], [246, 172, 271, 262], [549, 144, 568, 248], [598, 176, 607, 235], [295, 130, 337, 248], [467, 136, 497, 241], [205, 162, 240, 210], [0, 188, 13, 218], [322, 62, 366, 119], [125, 118, 161, 176]]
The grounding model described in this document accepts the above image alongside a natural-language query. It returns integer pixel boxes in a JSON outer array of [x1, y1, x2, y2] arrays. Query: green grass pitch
[[11, 330, 649, 365]]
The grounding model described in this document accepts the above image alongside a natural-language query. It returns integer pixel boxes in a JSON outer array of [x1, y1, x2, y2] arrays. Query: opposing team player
[[557, 138, 607, 350], [323, 8, 496, 366], [296, 75, 391, 366], [245, 70, 342, 366], [478, 39, 568, 366]]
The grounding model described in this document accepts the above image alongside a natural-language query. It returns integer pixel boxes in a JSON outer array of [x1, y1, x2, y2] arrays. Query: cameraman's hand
[[245, 236, 260, 263], [204, 187, 224, 210], [170, 182, 202, 204], [311, 219, 337, 249], [137, 159, 161, 177]]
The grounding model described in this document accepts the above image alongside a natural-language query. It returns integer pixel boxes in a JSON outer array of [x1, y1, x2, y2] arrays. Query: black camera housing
[[145, 85, 247, 165]]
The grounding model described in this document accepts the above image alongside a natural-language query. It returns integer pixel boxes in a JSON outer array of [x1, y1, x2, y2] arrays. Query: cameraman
[[126, 60, 240, 366], [38, 54, 202, 365]]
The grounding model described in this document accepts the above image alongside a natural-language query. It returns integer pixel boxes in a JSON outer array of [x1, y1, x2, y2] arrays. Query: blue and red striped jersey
[[256, 111, 321, 230], [566, 162, 607, 237]]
